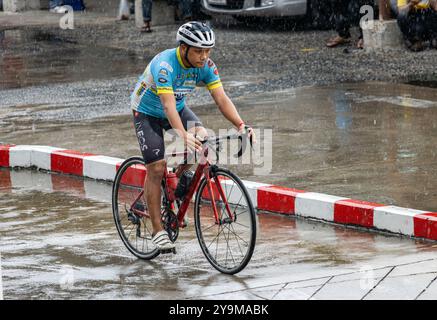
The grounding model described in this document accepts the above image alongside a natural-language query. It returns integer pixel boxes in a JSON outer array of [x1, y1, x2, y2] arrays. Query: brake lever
[[234, 131, 249, 158]]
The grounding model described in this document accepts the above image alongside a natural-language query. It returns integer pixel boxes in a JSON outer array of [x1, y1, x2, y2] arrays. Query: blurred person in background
[[326, 0, 375, 49], [396, 0, 437, 51], [119, 0, 153, 33]]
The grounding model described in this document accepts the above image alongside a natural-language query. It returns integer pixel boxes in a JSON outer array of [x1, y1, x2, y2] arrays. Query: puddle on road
[[406, 75, 437, 89], [0, 29, 145, 89], [1, 167, 436, 299]]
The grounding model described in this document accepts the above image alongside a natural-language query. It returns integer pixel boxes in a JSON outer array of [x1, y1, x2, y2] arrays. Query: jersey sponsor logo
[[175, 88, 193, 94], [135, 127, 148, 151], [175, 92, 190, 100], [179, 28, 193, 37], [207, 59, 214, 68], [159, 68, 168, 76], [158, 77, 168, 84], [159, 61, 174, 73], [136, 81, 147, 96], [213, 68, 219, 75], [184, 80, 196, 87]]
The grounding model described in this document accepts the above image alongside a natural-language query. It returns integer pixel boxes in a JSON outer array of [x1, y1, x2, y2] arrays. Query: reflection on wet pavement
[[1, 168, 437, 299]]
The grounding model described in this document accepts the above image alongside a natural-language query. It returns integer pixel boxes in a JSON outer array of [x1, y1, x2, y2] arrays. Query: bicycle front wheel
[[194, 167, 257, 274]]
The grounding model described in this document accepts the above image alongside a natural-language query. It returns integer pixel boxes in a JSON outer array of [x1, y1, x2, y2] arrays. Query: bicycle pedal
[[180, 217, 189, 228]]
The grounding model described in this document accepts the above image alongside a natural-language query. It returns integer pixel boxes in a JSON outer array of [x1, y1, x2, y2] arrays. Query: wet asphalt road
[[1, 168, 437, 300], [1, 18, 437, 300], [1, 81, 436, 211]]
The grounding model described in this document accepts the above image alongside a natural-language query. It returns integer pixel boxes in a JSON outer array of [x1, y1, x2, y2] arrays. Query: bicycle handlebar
[[200, 126, 254, 159]]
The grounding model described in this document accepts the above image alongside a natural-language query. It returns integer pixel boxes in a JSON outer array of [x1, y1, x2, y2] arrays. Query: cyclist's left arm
[[210, 87, 257, 143], [210, 87, 242, 129], [202, 59, 256, 142]]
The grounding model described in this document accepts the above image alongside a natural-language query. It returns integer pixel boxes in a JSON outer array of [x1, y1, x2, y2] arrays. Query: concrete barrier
[[1, 143, 436, 242], [362, 20, 404, 51]]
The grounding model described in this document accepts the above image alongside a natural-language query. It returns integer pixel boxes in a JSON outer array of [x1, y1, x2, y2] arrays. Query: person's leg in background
[[129, 0, 135, 14], [397, 9, 425, 51], [118, 0, 132, 20], [178, 0, 193, 22], [191, 0, 211, 20], [327, 0, 352, 47], [141, 0, 153, 32], [425, 3, 437, 48]]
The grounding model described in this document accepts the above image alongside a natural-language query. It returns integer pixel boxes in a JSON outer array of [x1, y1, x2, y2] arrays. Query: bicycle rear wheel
[[194, 167, 257, 274], [112, 157, 161, 260]]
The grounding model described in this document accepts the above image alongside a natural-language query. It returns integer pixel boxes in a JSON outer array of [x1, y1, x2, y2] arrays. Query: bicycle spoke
[[227, 223, 249, 246], [207, 224, 226, 251], [223, 224, 237, 267], [231, 192, 245, 216], [201, 222, 218, 233], [232, 220, 250, 229], [228, 223, 247, 256], [126, 224, 135, 240], [141, 217, 152, 248]]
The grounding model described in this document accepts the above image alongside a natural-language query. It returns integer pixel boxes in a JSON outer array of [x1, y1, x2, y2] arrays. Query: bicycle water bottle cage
[[175, 171, 194, 199]]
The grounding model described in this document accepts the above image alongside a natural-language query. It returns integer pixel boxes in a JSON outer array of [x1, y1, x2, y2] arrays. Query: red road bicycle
[[112, 130, 257, 274]]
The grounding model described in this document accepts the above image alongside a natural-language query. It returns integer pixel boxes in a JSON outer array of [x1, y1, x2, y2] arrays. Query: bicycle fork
[[205, 167, 235, 225]]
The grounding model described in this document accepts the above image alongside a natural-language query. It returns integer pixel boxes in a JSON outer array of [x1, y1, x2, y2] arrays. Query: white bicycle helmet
[[176, 21, 215, 48]]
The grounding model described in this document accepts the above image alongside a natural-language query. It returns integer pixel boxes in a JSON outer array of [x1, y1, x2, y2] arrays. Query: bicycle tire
[[194, 167, 257, 274], [112, 157, 161, 260]]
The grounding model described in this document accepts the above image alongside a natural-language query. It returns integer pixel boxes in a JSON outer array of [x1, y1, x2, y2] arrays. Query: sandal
[[140, 23, 153, 33], [356, 38, 364, 49], [326, 35, 351, 48], [409, 41, 424, 52]]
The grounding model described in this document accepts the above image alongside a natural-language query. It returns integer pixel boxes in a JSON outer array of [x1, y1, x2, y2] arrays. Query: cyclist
[[131, 21, 255, 252]]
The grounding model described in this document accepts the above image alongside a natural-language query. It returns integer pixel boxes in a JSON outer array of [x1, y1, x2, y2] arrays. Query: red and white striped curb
[[1, 144, 436, 241]]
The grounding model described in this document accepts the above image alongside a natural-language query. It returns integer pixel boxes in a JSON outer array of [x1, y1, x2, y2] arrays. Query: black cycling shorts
[[133, 107, 203, 165]]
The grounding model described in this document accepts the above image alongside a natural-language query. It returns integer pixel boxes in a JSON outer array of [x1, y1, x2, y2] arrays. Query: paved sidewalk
[[0, 10, 117, 30]]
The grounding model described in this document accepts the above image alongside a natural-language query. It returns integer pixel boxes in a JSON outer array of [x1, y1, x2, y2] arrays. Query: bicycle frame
[[130, 142, 235, 228]]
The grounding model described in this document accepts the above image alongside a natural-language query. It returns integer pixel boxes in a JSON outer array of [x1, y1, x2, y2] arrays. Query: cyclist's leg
[[145, 159, 166, 235], [133, 111, 167, 236]]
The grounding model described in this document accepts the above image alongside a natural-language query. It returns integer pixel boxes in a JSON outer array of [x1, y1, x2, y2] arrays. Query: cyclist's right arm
[[160, 93, 202, 152]]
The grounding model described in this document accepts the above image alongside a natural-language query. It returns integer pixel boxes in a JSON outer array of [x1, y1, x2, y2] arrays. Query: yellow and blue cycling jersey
[[131, 47, 222, 119]]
